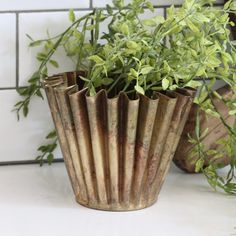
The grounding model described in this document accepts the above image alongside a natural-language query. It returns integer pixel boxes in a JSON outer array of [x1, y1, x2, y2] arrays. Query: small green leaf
[[163, 61, 170, 73], [146, 1, 154, 12], [36, 89, 44, 99], [169, 85, 178, 90], [49, 60, 59, 68], [135, 85, 145, 95], [185, 80, 202, 88], [47, 153, 54, 165], [142, 16, 164, 27], [142, 19, 157, 27], [23, 104, 29, 117], [14, 101, 23, 107], [186, 20, 199, 33], [106, 4, 113, 15], [28, 71, 40, 84], [102, 78, 114, 85], [86, 25, 96, 30], [17, 88, 28, 96], [130, 68, 138, 77], [73, 30, 82, 39], [162, 77, 169, 90], [193, 13, 210, 23], [29, 40, 42, 47], [224, 0, 232, 9], [201, 128, 209, 139], [89, 85, 96, 96], [88, 55, 104, 64], [230, 1, 236, 10], [120, 22, 129, 36], [212, 91, 222, 100], [80, 76, 90, 82], [28, 77, 39, 84], [205, 109, 220, 118], [69, 9, 75, 22], [195, 158, 204, 172], [196, 66, 206, 77], [140, 66, 153, 75], [36, 52, 47, 61], [230, 21, 235, 27], [154, 16, 165, 24], [48, 143, 57, 152], [41, 67, 48, 77], [126, 41, 138, 49], [46, 130, 57, 139], [229, 110, 236, 115]]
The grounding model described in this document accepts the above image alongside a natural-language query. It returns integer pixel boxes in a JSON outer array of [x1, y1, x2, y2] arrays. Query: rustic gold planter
[[43, 71, 194, 211]]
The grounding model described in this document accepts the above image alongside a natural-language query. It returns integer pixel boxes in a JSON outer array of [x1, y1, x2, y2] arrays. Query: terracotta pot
[[43, 71, 194, 211], [173, 85, 234, 173]]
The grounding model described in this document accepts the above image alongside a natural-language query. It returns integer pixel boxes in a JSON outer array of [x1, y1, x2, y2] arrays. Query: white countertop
[[0, 163, 235, 236]]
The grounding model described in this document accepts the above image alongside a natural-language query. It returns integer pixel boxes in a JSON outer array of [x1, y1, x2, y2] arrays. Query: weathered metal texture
[[44, 72, 194, 211], [43, 71, 83, 196], [174, 85, 234, 173]]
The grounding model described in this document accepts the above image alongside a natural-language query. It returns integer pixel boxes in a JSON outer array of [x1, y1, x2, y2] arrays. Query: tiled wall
[[0, 0, 224, 163]]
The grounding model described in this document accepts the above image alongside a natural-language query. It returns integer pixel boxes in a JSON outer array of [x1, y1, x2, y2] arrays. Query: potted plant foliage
[[14, 0, 236, 210], [173, 0, 236, 193]]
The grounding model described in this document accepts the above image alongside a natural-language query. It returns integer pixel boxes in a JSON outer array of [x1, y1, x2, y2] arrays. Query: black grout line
[[0, 86, 43, 90], [15, 13, 19, 88], [0, 158, 64, 166], [163, 7, 167, 45], [0, 8, 92, 14], [0, 87, 19, 90], [0, 3, 225, 14], [163, 6, 167, 19]]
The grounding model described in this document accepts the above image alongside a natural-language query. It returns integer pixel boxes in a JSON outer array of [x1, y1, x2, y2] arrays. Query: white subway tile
[[0, 14, 16, 87], [19, 11, 89, 86], [94, 0, 224, 7], [0, 90, 62, 161], [93, 0, 116, 7], [150, 0, 224, 5], [140, 8, 164, 20], [150, 0, 184, 5], [93, 0, 131, 7], [0, 0, 89, 11]]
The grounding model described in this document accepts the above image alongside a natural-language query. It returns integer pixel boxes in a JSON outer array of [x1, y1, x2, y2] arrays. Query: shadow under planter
[[43, 71, 194, 211]]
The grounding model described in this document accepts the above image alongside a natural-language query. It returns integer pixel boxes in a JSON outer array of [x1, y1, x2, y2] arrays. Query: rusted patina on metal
[[44, 72, 194, 211]]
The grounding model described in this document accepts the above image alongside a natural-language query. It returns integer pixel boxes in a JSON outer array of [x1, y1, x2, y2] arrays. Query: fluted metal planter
[[43, 71, 194, 211]]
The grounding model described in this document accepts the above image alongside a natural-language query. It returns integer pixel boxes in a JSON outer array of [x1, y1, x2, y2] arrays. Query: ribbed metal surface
[[43, 72, 194, 211]]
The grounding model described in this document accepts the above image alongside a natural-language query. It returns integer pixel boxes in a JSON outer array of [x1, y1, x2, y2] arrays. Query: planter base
[[76, 196, 157, 211]]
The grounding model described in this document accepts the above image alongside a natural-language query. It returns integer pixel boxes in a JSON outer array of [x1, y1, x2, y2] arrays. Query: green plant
[[14, 0, 236, 193]]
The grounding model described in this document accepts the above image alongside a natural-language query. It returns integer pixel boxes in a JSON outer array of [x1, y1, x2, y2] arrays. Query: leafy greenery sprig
[[14, 0, 236, 194], [36, 130, 58, 166]]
